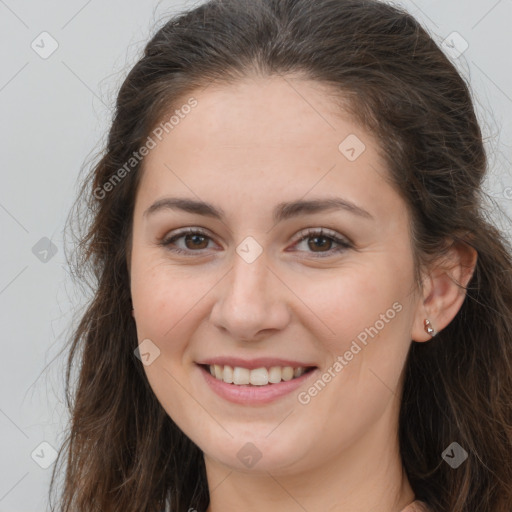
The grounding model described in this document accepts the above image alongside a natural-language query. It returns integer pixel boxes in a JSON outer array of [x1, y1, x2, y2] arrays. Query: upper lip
[[197, 357, 317, 370]]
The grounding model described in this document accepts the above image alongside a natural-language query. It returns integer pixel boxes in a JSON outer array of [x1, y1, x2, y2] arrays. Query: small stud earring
[[424, 318, 437, 337]]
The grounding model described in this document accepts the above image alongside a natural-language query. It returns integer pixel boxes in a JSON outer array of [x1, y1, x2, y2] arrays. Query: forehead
[[151, 76, 371, 153], [136, 76, 398, 223]]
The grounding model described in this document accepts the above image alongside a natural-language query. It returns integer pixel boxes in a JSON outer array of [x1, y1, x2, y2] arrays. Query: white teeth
[[268, 366, 282, 384], [223, 365, 233, 384], [249, 367, 268, 386], [207, 365, 308, 385], [281, 366, 294, 381], [233, 367, 250, 385]]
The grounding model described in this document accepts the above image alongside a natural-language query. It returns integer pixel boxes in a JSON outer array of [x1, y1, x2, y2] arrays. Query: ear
[[411, 239, 478, 342]]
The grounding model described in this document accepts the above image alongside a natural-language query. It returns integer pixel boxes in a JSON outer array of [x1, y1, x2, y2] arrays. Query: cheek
[[130, 257, 209, 425], [319, 259, 415, 410], [300, 263, 413, 447], [130, 251, 220, 357], [308, 260, 411, 356], [131, 243, 181, 325], [132, 269, 194, 343]]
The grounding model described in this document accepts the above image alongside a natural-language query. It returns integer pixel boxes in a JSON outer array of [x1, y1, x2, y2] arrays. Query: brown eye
[[292, 228, 352, 258], [183, 233, 209, 250], [160, 228, 215, 254], [307, 234, 334, 252]]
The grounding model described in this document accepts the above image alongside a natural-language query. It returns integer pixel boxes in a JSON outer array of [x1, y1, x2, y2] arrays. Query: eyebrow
[[143, 196, 374, 222]]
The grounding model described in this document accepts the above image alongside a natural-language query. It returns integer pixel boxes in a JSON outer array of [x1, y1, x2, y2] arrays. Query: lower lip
[[198, 365, 318, 405]]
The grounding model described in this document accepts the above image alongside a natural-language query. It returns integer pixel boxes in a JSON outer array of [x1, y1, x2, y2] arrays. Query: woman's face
[[130, 76, 425, 475]]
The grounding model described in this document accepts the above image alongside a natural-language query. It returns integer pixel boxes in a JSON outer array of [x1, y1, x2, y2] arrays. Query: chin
[[198, 427, 313, 474]]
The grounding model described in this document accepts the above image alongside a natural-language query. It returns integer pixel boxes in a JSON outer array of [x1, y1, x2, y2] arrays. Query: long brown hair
[[49, 0, 512, 510]]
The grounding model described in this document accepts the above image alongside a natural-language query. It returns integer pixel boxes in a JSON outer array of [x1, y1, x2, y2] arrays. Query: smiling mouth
[[201, 364, 316, 386]]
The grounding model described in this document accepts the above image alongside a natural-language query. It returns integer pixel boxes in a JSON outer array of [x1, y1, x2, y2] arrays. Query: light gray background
[[1, 1, 511, 510]]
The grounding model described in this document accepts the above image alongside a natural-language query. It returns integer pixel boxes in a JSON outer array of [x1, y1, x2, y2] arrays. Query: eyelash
[[159, 227, 353, 258]]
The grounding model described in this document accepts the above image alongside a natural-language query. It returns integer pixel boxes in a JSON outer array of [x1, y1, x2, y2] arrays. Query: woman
[[50, 0, 512, 511]]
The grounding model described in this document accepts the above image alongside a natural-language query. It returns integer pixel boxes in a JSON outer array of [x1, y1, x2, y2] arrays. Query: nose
[[209, 249, 291, 342]]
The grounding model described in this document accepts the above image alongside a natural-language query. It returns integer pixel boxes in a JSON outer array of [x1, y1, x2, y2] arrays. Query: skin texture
[[129, 76, 476, 512]]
